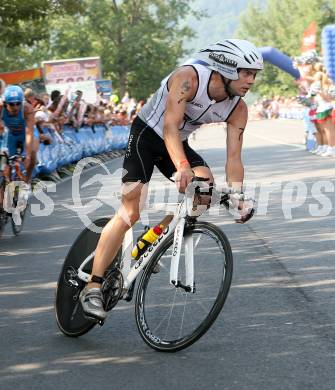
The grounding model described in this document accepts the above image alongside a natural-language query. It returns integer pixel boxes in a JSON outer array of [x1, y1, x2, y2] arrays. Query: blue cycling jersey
[[1, 104, 26, 134], [1, 104, 27, 156]]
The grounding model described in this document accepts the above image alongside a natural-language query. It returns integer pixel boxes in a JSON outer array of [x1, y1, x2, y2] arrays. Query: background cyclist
[[80, 39, 263, 322], [0, 85, 37, 185]]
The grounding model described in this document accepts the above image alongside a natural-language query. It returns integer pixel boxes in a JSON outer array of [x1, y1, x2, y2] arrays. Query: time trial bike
[[55, 180, 242, 352]]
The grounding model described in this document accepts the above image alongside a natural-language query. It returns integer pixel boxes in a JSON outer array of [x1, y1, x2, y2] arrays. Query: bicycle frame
[[76, 196, 197, 294], [75, 182, 236, 297]]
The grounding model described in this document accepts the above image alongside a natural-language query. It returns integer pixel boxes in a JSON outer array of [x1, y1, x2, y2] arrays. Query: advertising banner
[[42, 57, 102, 85], [0, 68, 42, 84], [96, 79, 112, 95]]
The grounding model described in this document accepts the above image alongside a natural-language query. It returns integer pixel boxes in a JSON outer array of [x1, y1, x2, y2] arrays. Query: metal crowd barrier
[[35, 124, 130, 176]]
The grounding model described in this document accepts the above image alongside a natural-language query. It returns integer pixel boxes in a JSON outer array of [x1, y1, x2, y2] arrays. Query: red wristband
[[177, 159, 190, 168]]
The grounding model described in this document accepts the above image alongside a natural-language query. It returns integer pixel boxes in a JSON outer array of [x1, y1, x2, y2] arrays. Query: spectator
[[24, 88, 39, 108], [34, 110, 52, 146], [41, 93, 50, 107], [269, 96, 280, 119], [117, 110, 129, 125], [0, 78, 6, 98], [121, 91, 130, 104], [50, 90, 61, 104]]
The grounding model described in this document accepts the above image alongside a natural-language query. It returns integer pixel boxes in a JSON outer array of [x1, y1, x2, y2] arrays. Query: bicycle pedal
[[82, 312, 103, 324]]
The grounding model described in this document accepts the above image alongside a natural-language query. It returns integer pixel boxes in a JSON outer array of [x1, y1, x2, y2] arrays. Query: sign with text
[[42, 57, 102, 85], [96, 79, 112, 95]]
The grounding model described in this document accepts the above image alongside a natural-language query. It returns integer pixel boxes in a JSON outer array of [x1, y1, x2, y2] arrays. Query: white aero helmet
[[193, 39, 263, 81]]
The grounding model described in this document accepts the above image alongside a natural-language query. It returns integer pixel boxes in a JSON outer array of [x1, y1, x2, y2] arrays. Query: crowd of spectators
[[0, 79, 145, 181], [0, 81, 144, 155], [22, 87, 143, 147], [248, 96, 303, 121], [248, 51, 335, 158], [292, 51, 335, 157]]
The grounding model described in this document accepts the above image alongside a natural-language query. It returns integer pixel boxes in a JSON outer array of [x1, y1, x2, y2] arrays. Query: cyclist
[[80, 39, 264, 321], [0, 85, 36, 184]]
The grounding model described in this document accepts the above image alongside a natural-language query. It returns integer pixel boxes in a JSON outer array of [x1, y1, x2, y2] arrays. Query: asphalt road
[[1, 119, 335, 390]]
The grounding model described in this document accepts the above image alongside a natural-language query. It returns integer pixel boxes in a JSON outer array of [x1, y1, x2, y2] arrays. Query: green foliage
[[0, 0, 83, 71], [85, 0, 202, 98], [1, 0, 201, 99], [238, 0, 335, 96]]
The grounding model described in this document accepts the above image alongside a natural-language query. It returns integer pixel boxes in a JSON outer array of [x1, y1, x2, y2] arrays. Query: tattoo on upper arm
[[177, 80, 191, 104], [238, 127, 245, 141], [181, 80, 191, 92]]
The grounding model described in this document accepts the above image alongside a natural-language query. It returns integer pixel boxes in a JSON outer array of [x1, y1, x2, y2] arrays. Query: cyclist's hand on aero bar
[[175, 166, 194, 193]]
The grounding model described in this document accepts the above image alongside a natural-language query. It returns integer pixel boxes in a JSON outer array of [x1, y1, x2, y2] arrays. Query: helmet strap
[[221, 75, 235, 100]]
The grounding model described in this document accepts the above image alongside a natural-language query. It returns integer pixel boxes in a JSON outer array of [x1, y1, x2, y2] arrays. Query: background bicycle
[[0, 131, 29, 237]]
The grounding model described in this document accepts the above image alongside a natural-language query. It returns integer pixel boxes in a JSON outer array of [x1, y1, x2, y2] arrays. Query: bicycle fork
[[170, 218, 195, 293]]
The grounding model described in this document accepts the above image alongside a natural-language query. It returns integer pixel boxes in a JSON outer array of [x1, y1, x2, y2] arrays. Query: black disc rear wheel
[[55, 217, 111, 337]]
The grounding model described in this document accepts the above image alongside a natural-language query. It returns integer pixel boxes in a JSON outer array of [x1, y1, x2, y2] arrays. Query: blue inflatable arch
[[259, 47, 301, 79], [322, 25, 335, 82]]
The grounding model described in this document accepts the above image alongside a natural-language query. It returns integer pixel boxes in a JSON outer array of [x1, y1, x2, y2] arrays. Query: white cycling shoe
[[80, 287, 107, 322]]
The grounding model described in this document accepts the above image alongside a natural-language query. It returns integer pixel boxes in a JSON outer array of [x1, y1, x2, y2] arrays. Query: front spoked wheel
[[135, 221, 233, 352], [0, 176, 7, 238], [10, 185, 27, 236], [55, 217, 112, 337]]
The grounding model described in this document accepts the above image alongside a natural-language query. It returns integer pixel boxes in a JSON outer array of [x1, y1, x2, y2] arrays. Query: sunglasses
[[8, 102, 21, 107]]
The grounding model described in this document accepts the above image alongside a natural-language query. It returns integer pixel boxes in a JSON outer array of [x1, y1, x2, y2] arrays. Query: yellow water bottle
[[131, 224, 164, 260]]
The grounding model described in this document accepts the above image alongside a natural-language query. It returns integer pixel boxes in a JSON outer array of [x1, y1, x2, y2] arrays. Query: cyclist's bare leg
[[88, 182, 148, 289], [192, 166, 214, 207], [24, 147, 37, 183]]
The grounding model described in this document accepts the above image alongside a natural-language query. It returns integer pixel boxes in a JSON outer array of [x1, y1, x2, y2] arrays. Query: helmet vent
[[217, 43, 238, 51], [244, 55, 252, 64], [226, 40, 244, 54], [252, 51, 259, 59]]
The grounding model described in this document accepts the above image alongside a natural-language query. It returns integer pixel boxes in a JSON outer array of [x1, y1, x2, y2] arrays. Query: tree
[[0, 0, 83, 72], [19, 0, 201, 99], [86, 0, 201, 98], [238, 0, 335, 96]]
